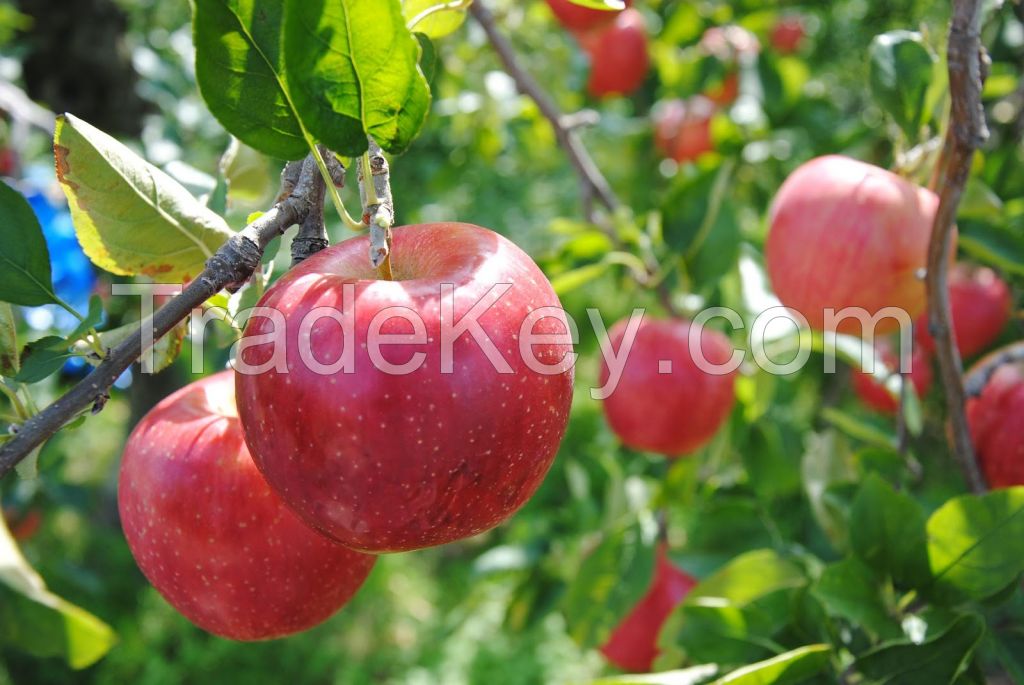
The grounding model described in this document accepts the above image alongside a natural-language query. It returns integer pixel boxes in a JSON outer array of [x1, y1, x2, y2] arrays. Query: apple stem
[[925, 0, 990, 494], [358, 137, 395, 280], [0, 152, 326, 479]]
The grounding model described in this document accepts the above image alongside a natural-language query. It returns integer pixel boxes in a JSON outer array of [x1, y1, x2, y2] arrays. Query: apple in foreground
[[235, 223, 574, 553], [967, 361, 1024, 488], [545, 0, 631, 32], [653, 96, 716, 164], [852, 338, 933, 414], [601, 545, 697, 672], [916, 263, 1011, 359], [581, 9, 650, 98], [766, 155, 939, 336], [599, 317, 736, 456], [118, 370, 376, 640]]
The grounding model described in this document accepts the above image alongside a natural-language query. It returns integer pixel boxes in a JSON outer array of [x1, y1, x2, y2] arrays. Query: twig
[[925, 0, 990, 494], [469, 0, 619, 223], [0, 156, 321, 479], [358, 138, 395, 279], [964, 341, 1024, 398]]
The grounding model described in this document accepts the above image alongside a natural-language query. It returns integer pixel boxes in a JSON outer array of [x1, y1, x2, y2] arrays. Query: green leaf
[[868, 31, 937, 139], [54, 114, 234, 283], [585, 665, 719, 685], [0, 302, 19, 376], [563, 0, 625, 9], [284, 0, 431, 156], [0, 180, 58, 307], [67, 296, 104, 343], [660, 550, 806, 665], [0, 511, 116, 668], [801, 431, 859, 549], [926, 487, 1024, 603], [15, 336, 75, 384], [850, 474, 931, 589], [711, 644, 831, 685], [811, 558, 902, 639], [855, 614, 985, 685], [403, 0, 469, 39], [192, 0, 307, 160], [958, 218, 1024, 276], [76, 320, 187, 375], [551, 263, 610, 295], [561, 520, 655, 649]]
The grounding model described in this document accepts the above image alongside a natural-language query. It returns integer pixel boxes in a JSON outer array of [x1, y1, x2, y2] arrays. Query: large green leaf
[[284, 0, 431, 156], [854, 614, 984, 685], [711, 644, 831, 685], [0, 302, 19, 376], [850, 474, 931, 590], [811, 558, 902, 640], [54, 114, 234, 283], [0, 180, 58, 307], [0, 512, 116, 668], [562, 521, 656, 649], [926, 487, 1024, 603], [660, 550, 806, 667], [868, 31, 937, 139], [192, 0, 308, 160]]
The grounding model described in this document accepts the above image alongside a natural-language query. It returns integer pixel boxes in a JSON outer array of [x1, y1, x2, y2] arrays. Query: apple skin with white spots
[[235, 223, 575, 553], [118, 370, 376, 641]]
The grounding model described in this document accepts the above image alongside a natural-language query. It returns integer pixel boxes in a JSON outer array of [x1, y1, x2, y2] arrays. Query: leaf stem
[[310, 145, 364, 232]]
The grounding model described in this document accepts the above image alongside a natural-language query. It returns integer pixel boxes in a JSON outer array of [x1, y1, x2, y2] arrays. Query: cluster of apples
[[652, 17, 806, 165], [119, 223, 575, 640], [544, 0, 649, 98], [766, 154, 1020, 490]]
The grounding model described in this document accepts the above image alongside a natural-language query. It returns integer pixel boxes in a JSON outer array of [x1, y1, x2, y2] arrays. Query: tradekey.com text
[[114, 283, 918, 399]]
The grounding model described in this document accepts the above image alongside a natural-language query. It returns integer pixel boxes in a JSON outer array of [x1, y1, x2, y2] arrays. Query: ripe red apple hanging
[[766, 155, 939, 336], [599, 317, 736, 456], [579, 9, 650, 98], [118, 371, 376, 641], [653, 96, 716, 164], [967, 360, 1024, 488], [235, 223, 575, 553], [852, 338, 933, 414], [916, 263, 1011, 359], [545, 0, 632, 32]]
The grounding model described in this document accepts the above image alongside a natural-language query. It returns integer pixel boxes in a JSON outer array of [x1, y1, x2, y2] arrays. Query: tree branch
[[926, 0, 990, 494], [0, 156, 322, 479], [291, 155, 331, 266], [359, 137, 395, 279], [469, 0, 619, 222]]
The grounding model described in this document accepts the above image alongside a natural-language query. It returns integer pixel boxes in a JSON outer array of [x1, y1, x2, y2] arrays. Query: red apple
[[653, 96, 716, 164], [0, 148, 15, 176], [967, 361, 1024, 487], [235, 223, 574, 553], [852, 338, 933, 414], [118, 370, 376, 641], [601, 545, 697, 672], [698, 25, 760, 105], [916, 263, 1012, 359], [771, 16, 806, 54], [581, 9, 650, 98], [766, 155, 939, 336], [599, 317, 736, 456], [546, 0, 631, 32]]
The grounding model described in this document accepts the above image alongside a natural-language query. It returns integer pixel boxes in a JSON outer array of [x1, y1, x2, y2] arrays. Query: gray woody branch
[[0, 156, 323, 479], [359, 138, 395, 272], [925, 0, 991, 493], [469, 0, 619, 223]]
